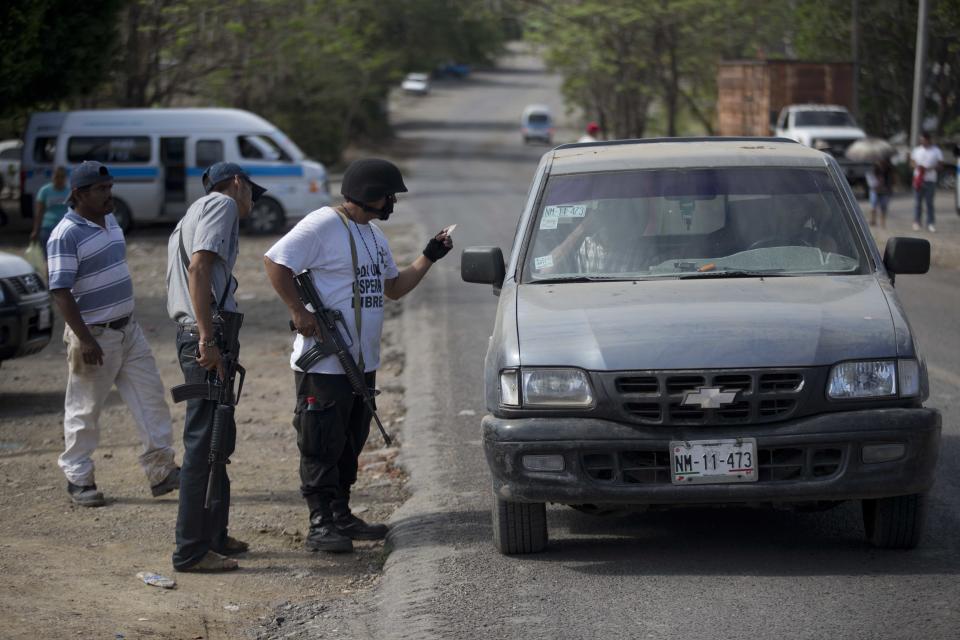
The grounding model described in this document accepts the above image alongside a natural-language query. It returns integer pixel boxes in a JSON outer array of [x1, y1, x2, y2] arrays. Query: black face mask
[[356, 195, 395, 221]]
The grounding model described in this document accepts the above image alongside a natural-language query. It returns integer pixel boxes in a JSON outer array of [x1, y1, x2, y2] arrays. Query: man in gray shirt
[[165, 162, 264, 572]]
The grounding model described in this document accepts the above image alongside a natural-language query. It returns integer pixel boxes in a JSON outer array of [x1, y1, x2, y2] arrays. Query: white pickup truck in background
[[775, 104, 870, 196]]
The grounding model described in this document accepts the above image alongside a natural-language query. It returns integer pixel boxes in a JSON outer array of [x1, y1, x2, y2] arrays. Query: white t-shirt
[[264, 207, 399, 374], [911, 145, 943, 183]]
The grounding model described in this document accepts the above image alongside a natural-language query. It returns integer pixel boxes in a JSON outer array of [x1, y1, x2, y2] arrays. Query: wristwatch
[[199, 338, 218, 348]]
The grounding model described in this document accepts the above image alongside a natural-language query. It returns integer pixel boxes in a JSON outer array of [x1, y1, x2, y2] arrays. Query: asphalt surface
[[362, 52, 960, 640]]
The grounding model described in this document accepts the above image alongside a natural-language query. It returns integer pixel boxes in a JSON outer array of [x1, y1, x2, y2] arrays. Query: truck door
[[160, 137, 187, 217]]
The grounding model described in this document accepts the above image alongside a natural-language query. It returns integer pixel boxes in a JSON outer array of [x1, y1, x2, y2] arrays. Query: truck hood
[[515, 275, 897, 370], [0, 251, 34, 279], [795, 126, 866, 141]]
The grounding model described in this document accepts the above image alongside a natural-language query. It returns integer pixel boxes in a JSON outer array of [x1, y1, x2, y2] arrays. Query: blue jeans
[[172, 329, 237, 569], [914, 182, 936, 225]]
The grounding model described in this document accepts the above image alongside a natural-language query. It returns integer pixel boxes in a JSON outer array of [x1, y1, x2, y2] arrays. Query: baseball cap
[[70, 161, 113, 190], [201, 161, 266, 201]]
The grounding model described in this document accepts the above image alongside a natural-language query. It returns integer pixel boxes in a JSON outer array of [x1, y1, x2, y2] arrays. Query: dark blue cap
[[201, 162, 266, 201], [70, 161, 113, 190]]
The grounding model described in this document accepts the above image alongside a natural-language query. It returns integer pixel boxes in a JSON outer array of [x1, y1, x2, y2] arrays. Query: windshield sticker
[[539, 215, 559, 230], [543, 204, 587, 219], [534, 255, 554, 270]]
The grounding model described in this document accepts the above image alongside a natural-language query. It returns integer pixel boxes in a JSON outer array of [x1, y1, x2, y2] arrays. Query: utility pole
[[851, 0, 859, 121], [910, 0, 929, 148]]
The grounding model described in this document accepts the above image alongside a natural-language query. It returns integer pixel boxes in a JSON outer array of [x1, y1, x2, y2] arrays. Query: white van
[[21, 108, 332, 234]]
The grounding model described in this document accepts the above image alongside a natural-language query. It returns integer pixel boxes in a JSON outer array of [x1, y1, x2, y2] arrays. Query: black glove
[[423, 233, 452, 262]]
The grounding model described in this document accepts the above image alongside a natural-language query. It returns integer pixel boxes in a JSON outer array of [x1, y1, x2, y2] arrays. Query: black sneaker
[[334, 513, 388, 540], [67, 482, 106, 507], [305, 521, 353, 553], [150, 467, 181, 497]]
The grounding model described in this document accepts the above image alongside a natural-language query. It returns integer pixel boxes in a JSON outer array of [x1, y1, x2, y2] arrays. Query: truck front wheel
[[862, 493, 927, 549], [492, 495, 548, 555]]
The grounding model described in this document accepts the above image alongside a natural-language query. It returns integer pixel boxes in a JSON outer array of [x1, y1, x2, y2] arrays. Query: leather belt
[[91, 316, 130, 330]]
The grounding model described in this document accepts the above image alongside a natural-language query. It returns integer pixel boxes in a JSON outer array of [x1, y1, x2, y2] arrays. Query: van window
[[196, 140, 224, 167], [67, 137, 151, 163], [238, 135, 291, 162], [527, 113, 550, 125], [33, 137, 56, 163]]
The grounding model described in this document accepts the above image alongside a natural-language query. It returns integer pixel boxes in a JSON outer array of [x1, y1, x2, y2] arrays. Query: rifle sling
[[333, 209, 365, 372]]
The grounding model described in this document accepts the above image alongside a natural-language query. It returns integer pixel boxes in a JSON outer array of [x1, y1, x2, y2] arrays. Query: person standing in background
[[31, 167, 70, 257], [868, 159, 894, 228], [910, 132, 943, 232]]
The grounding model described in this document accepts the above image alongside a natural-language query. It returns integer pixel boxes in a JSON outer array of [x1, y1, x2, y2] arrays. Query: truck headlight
[[827, 360, 896, 399], [522, 368, 594, 408]]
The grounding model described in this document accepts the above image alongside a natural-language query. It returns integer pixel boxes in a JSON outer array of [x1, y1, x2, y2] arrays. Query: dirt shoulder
[[0, 222, 420, 639]]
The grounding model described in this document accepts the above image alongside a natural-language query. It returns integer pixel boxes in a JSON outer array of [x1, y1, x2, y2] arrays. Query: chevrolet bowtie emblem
[[682, 386, 738, 409]]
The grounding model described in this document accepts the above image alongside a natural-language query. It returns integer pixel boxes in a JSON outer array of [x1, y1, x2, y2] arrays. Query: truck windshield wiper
[[530, 275, 630, 284], [678, 269, 788, 279]]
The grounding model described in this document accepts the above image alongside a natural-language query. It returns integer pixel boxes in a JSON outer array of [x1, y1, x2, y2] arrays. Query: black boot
[[334, 512, 389, 541], [305, 514, 353, 553]]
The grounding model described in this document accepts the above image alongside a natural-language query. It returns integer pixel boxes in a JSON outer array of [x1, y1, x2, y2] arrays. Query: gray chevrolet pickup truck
[[462, 137, 939, 555]]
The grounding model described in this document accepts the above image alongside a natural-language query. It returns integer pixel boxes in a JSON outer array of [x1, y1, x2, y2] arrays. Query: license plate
[[670, 438, 758, 485], [37, 307, 51, 330]]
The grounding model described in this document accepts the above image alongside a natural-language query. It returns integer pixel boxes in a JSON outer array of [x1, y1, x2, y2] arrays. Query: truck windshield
[[524, 167, 867, 281], [794, 111, 857, 127]]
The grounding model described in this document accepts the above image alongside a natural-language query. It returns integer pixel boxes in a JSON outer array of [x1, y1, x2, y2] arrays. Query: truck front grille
[[606, 368, 810, 426]]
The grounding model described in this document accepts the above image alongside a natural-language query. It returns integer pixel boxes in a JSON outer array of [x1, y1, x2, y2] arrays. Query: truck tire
[[492, 495, 547, 555], [248, 196, 285, 235], [111, 199, 133, 233], [862, 493, 926, 549]]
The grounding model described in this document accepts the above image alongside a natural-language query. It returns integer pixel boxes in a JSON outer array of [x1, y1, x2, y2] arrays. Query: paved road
[[363, 52, 960, 640]]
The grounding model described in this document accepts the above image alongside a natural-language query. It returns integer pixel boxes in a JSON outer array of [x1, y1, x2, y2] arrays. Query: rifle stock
[[291, 271, 392, 446]]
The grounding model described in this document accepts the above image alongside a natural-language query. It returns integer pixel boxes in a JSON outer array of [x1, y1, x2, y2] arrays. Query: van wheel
[[862, 493, 926, 549], [492, 495, 547, 555], [248, 197, 285, 235], [111, 199, 133, 233]]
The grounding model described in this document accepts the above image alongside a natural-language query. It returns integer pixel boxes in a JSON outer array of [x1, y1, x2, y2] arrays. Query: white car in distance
[[401, 73, 431, 96]]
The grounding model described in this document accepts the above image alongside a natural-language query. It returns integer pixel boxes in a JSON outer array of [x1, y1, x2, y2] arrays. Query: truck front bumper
[[482, 408, 940, 505]]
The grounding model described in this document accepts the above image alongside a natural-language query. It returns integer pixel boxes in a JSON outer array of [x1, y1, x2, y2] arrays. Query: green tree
[[523, 0, 792, 138], [90, 0, 509, 162], [790, 0, 960, 137], [0, 0, 122, 121]]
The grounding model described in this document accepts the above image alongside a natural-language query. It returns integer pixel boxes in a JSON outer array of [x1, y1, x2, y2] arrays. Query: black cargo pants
[[293, 371, 376, 521], [172, 329, 237, 569]]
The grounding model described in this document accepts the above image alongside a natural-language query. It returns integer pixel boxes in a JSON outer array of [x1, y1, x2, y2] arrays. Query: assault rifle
[[289, 270, 392, 446], [170, 311, 245, 509]]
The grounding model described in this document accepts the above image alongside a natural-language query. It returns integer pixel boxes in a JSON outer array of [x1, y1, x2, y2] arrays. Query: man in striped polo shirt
[[47, 161, 180, 507]]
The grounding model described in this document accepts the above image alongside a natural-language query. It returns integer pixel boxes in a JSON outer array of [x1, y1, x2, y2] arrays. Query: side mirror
[[884, 237, 930, 275], [461, 246, 505, 289]]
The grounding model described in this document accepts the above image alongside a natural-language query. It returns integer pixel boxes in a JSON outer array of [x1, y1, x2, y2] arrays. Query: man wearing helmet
[[263, 158, 452, 553]]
